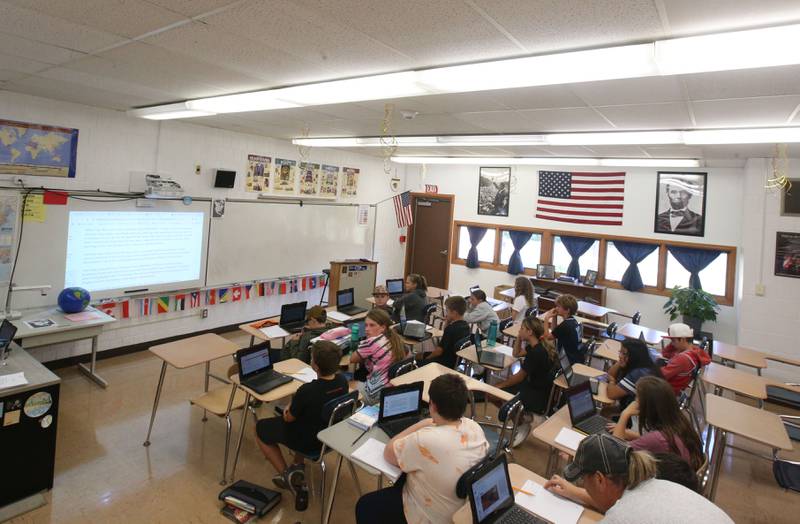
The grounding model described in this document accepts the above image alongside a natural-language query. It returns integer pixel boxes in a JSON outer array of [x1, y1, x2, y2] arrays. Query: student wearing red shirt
[[660, 323, 711, 395]]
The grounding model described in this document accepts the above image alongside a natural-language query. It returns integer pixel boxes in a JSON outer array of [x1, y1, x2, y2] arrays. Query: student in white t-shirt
[[355, 374, 489, 524], [544, 433, 733, 524], [511, 275, 535, 323]]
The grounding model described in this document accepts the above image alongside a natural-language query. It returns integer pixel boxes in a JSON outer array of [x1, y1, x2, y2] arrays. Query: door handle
[[440, 249, 448, 255]]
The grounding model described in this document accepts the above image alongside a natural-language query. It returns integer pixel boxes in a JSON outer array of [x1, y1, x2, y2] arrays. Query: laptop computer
[[236, 346, 292, 394], [386, 278, 405, 299], [474, 334, 505, 368], [558, 350, 591, 387], [377, 382, 424, 438], [0, 319, 17, 358], [468, 454, 551, 524], [566, 381, 608, 435], [279, 301, 308, 334], [393, 321, 430, 341], [337, 288, 367, 316]]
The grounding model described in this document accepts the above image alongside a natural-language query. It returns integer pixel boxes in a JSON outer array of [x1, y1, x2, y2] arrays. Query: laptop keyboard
[[501, 505, 549, 524], [577, 415, 607, 435], [380, 417, 417, 437]]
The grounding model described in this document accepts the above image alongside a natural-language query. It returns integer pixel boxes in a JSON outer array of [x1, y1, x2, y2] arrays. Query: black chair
[[604, 321, 624, 342], [498, 317, 514, 345], [581, 337, 598, 366], [477, 394, 525, 460], [422, 302, 437, 326], [454, 337, 473, 373], [524, 306, 538, 319], [455, 453, 493, 499], [631, 311, 642, 325], [388, 356, 416, 379]]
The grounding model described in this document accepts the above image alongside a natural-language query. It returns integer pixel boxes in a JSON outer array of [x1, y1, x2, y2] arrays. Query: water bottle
[[487, 319, 498, 347], [350, 323, 360, 353], [400, 305, 407, 331]]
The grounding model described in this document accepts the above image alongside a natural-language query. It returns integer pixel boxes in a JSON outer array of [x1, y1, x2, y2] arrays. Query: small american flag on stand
[[393, 191, 413, 228], [536, 171, 625, 226]]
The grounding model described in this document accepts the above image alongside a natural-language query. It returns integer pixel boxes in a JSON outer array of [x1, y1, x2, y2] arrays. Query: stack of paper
[[492, 344, 514, 357], [351, 438, 401, 481], [348, 405, 380, 431], [327, 311, 351, 322], [260, 325, 290, 339], [289, 367, 317, 383], [555, 427, 586, 451], [514, 480, 583, 524], [0, 372, 27, 390]]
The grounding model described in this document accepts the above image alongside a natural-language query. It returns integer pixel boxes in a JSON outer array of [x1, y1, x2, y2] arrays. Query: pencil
[[512, 486, 535, 497]]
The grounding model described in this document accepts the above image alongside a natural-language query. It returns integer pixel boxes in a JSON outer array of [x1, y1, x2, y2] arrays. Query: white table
[[12, 306, 116, 388]]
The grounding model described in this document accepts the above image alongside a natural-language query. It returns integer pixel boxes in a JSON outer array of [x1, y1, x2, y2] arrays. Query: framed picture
[[654, 171, 707, 237], [780, 179, 800, 216], [775, 232, 800, 278], [583, 270, 598, 287], [478, 167, 510, 216], [536, 264, 555, 279]]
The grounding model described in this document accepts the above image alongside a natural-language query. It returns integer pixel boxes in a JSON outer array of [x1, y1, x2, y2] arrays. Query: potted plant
[[663, 286, 719, 334]]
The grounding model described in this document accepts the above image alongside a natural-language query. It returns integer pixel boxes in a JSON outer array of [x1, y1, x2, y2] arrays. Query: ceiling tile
[[581, 145, 650, 157], [147, 0, 243, 18], [0, 70, 27, 83], [4, 0, 186, 39], [570, 76, 685, 106], [596, 102, 693, 129], [517, 107, 615, 132], [683, 65, 800, 100], [390, 114, 491, 135], [293, 0, 521, 65], [538, 145, 597, 156], [700, 144, 778, 159], [0, 32, 84, 66], [692, 96, 800, 127], [4, 75, 154, 110], [0, 52, 51, 75], [643, 145, 704, 158], [357, 92, 512, 115], [0, 1, 125, 53], [488, 85, 586, 110], [663, 0, 800, 36], [453, 110, 534, 132], [469, 0, 664, 53], [37, 66, 179, 105]]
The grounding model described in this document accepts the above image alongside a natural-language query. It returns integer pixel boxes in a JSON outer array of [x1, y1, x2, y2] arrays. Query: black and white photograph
[[775, 232, 800, 278], [24, 318, 56, 329], [583, 269, 598, 287], [654, 171, 707, 237], [478, 166, 510, 216], [212, 198, 225, 218]]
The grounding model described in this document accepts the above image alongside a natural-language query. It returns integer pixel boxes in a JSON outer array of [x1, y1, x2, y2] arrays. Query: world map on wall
[[0, 119, 79, 178]]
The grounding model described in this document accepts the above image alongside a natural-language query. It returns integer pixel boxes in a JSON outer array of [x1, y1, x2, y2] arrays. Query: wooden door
[[405, 193, 454, 289]]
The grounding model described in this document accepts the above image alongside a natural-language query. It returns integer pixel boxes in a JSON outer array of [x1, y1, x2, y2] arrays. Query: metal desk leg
[[708, 427, 727, 500], [221, 383, 238, 485], [230, 391, 252, 481], [77, 335, 108, 388], [322, 454, 344, 524], [202, 361, 210, 422], [143, 361, 168, 446], [249, 335, 255, 348]]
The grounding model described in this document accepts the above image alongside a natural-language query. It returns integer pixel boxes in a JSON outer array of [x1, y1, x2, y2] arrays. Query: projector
[[144, 174, 184, 199]]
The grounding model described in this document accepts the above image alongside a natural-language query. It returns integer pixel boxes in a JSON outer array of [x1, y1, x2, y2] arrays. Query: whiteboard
[[9, 197, 210, 310], [207, 200, 374, 286]]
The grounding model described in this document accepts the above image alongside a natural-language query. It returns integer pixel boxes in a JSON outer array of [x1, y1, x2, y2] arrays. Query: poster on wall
[[654, 171, 707, 237], [274, 158, 296, 194], [775, 231, 800, 278], [246, 154, 271, 192], [0, 193, 17, 283], [319, 164, 339, 198], [342, 167, 359, 198], [478, 166, 510, 217], [0, 119, 79, 178], [299, 162, 320, 196]]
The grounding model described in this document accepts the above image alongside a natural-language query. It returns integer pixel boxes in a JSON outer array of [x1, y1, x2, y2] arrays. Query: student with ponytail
[[350, 308, 407, 405]]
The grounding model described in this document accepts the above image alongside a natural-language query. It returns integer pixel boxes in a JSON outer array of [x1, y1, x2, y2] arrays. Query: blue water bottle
[[487, 319, 498, 347], [350, 323, 360, 353]]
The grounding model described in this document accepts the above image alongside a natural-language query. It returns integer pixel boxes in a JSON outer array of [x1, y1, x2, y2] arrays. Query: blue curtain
[[613, 241, 658, 291], [466, 226, 488, 268], [560, 236, 596, 279], [668, 245, 721, 289], [506, 230, 533, 275]]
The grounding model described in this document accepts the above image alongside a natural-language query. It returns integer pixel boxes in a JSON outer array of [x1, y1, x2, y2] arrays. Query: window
[[552, 236, 598, 274], [499, 231, 542, 268], [605, 242, 659, 287], [456, 226, 496, 263], [665, 252, 728, 296]]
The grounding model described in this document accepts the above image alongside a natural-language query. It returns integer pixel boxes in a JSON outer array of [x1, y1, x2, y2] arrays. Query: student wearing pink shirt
[[350, 308, 406, 404]]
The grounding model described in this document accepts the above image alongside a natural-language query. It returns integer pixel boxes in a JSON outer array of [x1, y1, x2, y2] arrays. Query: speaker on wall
[[214, 169, 236, 188]]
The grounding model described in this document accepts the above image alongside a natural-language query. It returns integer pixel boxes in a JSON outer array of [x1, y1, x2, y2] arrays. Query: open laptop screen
[[559, 351, 573, 379], [471, 460, 513, 522], [337, 288, 354, 308], [386, 279, 404, 295], [381, 387, 420, 419], [567, 382, 595, 423], [281, 302, 307, 324], [0, 319, 17, 349], [240, 348, 271, 378]]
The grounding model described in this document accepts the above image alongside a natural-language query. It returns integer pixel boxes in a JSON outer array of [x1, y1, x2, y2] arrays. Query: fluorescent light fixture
[[656, 23, 800, 75], [416, 44, 657, 93], [187, 92, 299, 113], [127, 102, 215, 120], [292, 136, 439, 147], [683, 127, 800, 144], [274, 72, 427, 106], [390, 156, 701, 167], [545, 131, 683, 146]]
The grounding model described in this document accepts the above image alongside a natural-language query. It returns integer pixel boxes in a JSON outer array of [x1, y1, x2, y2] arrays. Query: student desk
[[238, 306, 366, 348], [456, 343, 516, 372], [502, 316, 606, 342], [593, 339, 621, 363], [701, 362, 768, 407], [616, 322, 667, 345], [532, 405, 581, 476], [553, 365, 612, 404], [391, 362, 514, 403], [451, 463, 603, 523], [704, 394, 792, 500], [13, 306, 116, 388], [317, 420, 390, 524], [143, 333, 240, 446], [712, 341, 767, 375], [227, 358, 310, 482]]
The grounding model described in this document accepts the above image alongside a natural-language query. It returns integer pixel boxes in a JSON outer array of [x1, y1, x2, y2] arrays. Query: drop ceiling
[[3, 0, 800, 162]]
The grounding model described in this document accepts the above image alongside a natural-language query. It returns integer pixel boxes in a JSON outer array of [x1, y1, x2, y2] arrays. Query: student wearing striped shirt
[[350, 308, 406, 405], [605, 339, 661, 410]]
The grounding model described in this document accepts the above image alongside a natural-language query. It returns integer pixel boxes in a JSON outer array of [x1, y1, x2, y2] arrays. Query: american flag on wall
[[393, 191, 413, 228], [536, 171, 625, 226]]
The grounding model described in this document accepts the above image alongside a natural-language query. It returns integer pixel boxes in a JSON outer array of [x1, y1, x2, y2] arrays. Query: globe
[[58, 287, 91, 314]]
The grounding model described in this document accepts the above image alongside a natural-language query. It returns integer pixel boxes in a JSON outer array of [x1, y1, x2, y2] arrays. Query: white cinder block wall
[[0, 91, 406, 362]]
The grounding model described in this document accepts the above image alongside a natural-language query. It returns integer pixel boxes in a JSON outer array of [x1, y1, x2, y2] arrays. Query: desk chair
[[679, 366, 705, 435], [524, 306, 538, 319], [475, 394, 525, 460], [498, 317, 514, 346], [767, 384, 800, 410], [631, 311, 642, 325], [455, 337, 473, 374], [298, 390, 361, 524], [388, 357, 416, 379], [603, 321, 625, 342], [189, 363, 248, 484], [581, 337, 598, 366], [422, 302, 437, 326]]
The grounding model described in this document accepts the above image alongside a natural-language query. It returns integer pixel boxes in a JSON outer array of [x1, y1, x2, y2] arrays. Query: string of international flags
[[92, 274, 327, 319]]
